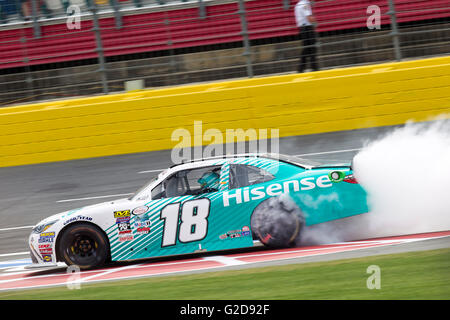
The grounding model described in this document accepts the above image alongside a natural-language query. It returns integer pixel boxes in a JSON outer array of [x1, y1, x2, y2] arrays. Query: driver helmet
[[198, 171, 220, 191]]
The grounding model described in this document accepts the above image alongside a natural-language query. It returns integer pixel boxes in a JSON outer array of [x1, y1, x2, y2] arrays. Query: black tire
[[251, 195, 304, 248], [58, 222, 110, 270]]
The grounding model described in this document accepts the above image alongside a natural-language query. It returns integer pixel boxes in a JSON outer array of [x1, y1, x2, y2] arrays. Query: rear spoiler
[[312, 163, 351, 170]]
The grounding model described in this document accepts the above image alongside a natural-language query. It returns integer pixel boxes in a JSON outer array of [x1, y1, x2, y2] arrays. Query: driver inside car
[[197, 171, 220, 194]]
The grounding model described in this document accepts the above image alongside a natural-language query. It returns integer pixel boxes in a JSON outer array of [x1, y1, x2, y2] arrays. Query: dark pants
[[298, 25, 319, 73]]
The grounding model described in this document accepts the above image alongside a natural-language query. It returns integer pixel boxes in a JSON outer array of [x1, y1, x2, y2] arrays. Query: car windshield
[[128, 176, 158, 200]]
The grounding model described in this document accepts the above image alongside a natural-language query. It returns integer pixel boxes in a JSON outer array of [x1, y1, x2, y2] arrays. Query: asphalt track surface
[[0, 123, 449, 272], [0, 232, 448, 291]]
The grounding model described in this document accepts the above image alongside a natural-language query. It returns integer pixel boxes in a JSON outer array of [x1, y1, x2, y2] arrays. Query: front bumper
[[28, 231, 57, 265]]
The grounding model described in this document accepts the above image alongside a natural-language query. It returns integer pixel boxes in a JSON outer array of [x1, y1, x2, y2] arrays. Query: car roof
[[169, 153, 278, 169], [163, 153, 318, 178], [169, 153, 317, 171]]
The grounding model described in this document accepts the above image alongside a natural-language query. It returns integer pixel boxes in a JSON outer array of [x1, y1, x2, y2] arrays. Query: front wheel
[[58, 223, 110, 270], [251, 195, 304, 248]]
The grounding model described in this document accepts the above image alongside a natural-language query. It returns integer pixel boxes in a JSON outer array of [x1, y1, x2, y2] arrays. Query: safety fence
[[0, 0, 449, 106], [0, 56, 449, 167]]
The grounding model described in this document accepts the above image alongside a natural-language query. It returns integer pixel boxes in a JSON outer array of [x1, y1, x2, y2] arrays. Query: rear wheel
[[58, 223, 110, 270], [251, 195, 304, 248]]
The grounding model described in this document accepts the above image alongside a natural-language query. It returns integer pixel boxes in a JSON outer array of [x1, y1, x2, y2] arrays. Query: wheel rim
[[66, 233, 99, 265]]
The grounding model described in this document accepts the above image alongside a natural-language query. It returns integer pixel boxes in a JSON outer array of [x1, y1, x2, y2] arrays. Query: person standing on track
[[295, 0, 319, 73]]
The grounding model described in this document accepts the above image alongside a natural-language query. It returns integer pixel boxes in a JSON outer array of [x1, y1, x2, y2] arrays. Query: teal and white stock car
[[29, 154, 369, 269]]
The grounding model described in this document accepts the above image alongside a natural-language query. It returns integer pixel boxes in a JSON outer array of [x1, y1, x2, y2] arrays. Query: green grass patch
[[1, 248, 449, 300]]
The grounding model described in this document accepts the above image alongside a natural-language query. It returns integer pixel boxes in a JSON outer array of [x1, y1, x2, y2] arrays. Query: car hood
[[34, 197, 130, 227]]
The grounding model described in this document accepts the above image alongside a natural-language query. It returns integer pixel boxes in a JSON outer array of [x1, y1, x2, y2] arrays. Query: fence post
[[31, 0, 41, 38], [198, 0, 206, 19], [110, 0, 123, 29], [89, 2, 109, 95], [21, 35, 35, 103], [237, 0, 253, 78], [387, 0, 402, 61]]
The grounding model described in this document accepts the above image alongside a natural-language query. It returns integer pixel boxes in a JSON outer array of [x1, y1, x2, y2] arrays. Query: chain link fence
[[0, 0, 449, 106]]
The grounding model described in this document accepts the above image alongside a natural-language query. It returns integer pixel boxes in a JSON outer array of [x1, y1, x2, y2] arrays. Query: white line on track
[[0, 268, 30, 275], [294, 148, 362, 157], [80, 263, 143, 283], [56, 193, 133, 203], [203, 255, 247, 266], [0, 225, 33, 232], [138, 169, 165, 174], [0, 251, 29, 258]]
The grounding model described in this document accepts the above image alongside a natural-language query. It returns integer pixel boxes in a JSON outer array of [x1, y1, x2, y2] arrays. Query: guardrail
[[0, 56, 449, 167]]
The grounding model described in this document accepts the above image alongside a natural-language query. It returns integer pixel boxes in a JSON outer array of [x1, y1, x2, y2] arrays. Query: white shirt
[[295, 0, 313, 27]]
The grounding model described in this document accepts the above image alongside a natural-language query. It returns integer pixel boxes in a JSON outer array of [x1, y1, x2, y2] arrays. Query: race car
[[29, 153, 369, 269]]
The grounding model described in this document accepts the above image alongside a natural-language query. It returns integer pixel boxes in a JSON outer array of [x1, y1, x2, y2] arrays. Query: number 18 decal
[[160, 198, 210, 247]]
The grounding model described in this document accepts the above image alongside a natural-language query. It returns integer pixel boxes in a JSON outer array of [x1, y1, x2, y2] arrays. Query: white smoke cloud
[[352, 118, 450, 236], [296, 118, 450, 245]]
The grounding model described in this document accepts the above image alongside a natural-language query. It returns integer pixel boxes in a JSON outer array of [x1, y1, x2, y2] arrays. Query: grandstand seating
[[0, 0, 449, 69]]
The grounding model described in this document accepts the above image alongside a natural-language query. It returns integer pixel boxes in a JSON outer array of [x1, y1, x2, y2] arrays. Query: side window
[[185, 166, 222, 195], [151, 165, 222, 199], [229, 164, 275, 189]]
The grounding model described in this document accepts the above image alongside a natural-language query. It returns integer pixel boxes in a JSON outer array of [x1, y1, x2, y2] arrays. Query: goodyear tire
[[251, 195, 304, 248], [58, 223, 110, 270]]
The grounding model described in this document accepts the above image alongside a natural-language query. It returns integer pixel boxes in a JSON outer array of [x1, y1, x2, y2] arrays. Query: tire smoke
[[296, 118, 450, 245], [352, 118, 450, 237]]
